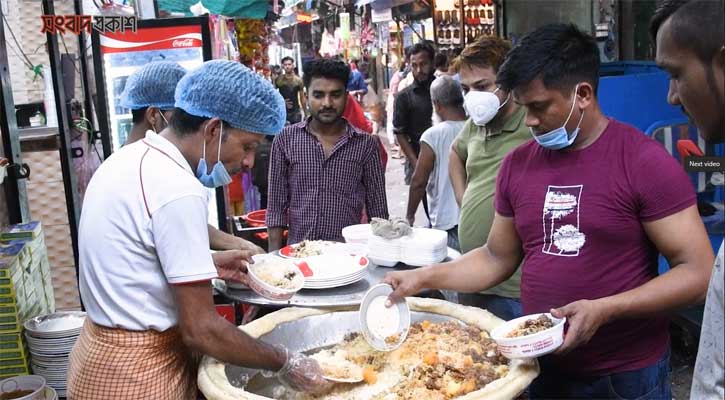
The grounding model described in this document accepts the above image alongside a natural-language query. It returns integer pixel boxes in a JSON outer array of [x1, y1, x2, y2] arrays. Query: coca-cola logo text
[[172, 39, 195, 47]]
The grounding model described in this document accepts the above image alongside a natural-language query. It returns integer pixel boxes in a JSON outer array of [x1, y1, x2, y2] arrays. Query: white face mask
[[463, 87, 510, 126]]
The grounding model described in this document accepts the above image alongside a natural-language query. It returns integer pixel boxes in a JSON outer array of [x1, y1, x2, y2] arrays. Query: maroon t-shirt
[[494, 119, 696, 376]]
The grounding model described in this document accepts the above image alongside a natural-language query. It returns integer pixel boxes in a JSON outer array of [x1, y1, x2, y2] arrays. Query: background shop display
[[91, 17, 210, 152]]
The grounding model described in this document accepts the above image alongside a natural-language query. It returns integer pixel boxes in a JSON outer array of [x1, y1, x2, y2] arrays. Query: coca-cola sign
[[172, 38, 195, 47]]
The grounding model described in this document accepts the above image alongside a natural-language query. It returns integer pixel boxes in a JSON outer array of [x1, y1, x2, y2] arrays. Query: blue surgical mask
[[531, 84, 584, 150], [196, 123, 232, 188]]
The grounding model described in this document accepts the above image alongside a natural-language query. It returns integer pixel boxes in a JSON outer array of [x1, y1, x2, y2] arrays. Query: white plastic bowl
[[247, 258, 305, 301], [490, 313, 566, 359], [342, 224, 372, 244], [224, 254, 281, 290], [0, 375, 46, 400], [367, 254, 398, 267]]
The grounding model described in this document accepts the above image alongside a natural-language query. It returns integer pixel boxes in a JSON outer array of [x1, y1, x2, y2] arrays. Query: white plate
[[278, 241, 338, 259], [303, 272, 367, 288], [359, 283, 410, 351], [297, 254, 368, 281], [303, 269, 366, 284], [26, 336, 80, 346], [303, 276, 366, 289], [24, 312, 85, 338], [304, 269, 367, 283]]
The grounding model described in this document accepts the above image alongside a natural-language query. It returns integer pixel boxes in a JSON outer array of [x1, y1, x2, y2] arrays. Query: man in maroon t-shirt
[[384, 24, 715, 399]]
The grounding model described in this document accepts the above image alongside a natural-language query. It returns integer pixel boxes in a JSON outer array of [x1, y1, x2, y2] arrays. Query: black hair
[[497, 23, 600, 94], [281, 56, 294, 64], [434, 53, 448, 70], [408, 41, 435, 62], [302, 58, 351, 88], [271, 65, 282, 74], [169, 108, 208, 136], [650, 0, 725, 63], [169, 107, 228, 140], [131, 107, 148, 124]]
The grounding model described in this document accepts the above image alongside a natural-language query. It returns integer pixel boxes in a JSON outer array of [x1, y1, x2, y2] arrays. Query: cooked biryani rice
[[290, 240, 336, 258], [250, 262, 301, 290], [285, 321, 510, 400], [505, 315, 555, 338]]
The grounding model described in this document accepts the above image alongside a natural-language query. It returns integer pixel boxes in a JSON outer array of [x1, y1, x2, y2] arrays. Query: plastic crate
[[0, 365, 30, 377], [0, 337, 23, 353], [0, 348, 27, 360]]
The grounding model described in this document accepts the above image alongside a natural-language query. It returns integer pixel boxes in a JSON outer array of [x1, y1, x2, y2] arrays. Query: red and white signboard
[[99, 25, 202, 54]]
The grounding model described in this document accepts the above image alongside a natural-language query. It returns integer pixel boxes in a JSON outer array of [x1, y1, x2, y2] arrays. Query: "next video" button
[[684, 156, 725, 173]]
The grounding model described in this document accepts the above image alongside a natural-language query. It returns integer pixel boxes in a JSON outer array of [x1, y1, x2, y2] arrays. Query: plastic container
[[367, 254, 398, 267], [224, 254, 275, 290], [0, 375, 46, 400], [247, 258, 304, 301], [490, 313, 566, 359], [342, 224, 372, 244], [359, 284, 410, 351], [242, 209, 267, 227]]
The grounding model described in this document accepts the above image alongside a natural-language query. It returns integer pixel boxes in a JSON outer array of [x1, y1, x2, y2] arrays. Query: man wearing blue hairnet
[[119, 61, 184, 145], [121, 61, 265, 256], [68, 60, 332, 398]]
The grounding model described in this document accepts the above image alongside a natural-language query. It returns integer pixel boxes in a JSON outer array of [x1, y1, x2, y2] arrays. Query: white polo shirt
[[78, 131, 217, 331]]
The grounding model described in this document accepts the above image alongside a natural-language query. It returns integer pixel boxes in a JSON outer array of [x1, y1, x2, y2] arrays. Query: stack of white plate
[[24, 311, 86, 398], [299, 254, 369, 289], [367, 235, 402, 266], [342, 224, 372, 244], [367, 228, 448, 267], [401, 229, 448, 265]]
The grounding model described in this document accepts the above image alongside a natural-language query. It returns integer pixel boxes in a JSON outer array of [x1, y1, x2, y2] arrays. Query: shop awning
[[355, 0, 416, 11]]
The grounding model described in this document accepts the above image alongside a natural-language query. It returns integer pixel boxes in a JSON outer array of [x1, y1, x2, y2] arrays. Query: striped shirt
[[266, 118, 388, 244]]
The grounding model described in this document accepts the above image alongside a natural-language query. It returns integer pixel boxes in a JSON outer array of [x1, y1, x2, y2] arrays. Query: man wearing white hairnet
[[68, 60, 331, 399]]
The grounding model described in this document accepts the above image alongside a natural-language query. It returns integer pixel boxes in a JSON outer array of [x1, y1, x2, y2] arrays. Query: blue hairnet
[[174, 60, 286, 136], [119, 61, 186, 110]]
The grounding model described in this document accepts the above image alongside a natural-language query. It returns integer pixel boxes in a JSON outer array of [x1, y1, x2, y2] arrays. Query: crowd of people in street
[[66, 0, 723, 398]]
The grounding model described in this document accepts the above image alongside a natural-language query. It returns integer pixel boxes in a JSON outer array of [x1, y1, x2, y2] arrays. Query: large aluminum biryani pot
[[198, 297, 540, 400]]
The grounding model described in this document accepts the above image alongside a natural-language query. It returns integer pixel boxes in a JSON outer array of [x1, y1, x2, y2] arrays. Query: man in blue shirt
[[347, 60, 368, 102]]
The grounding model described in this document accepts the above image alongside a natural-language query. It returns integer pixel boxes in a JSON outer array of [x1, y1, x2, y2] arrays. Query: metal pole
[[42, 0, 82, 282], [0, 7, 30, 223], [74, 0, 94, 131]]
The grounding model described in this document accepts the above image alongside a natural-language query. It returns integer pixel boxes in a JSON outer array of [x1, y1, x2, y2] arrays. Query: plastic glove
[[275, 351, 333, 394]]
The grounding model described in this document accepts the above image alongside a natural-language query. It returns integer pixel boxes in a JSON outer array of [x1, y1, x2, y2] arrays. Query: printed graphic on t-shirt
[[542, 185, 586, 256]]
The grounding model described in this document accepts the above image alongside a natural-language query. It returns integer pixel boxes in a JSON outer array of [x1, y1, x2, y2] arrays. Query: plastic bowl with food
[[247, 258, 305, 301], [490, 313, 566, 359], [0, 375, 46, 400]]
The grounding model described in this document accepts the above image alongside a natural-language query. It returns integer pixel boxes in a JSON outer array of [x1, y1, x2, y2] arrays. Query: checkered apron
[[67, 320, 199, 399]]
